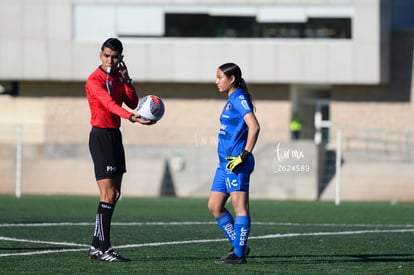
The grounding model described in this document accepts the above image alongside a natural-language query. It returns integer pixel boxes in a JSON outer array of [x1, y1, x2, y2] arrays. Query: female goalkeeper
[[208, 63, 260, 264]]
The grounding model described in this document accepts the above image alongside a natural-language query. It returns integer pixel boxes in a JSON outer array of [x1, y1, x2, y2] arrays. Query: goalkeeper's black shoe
[[97, 248, 131, 262], [215, 252, 246, 265], [230, 246, 250, 257]]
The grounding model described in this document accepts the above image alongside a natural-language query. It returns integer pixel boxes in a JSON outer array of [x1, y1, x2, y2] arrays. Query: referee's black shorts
[[89, 127, 126, 181]]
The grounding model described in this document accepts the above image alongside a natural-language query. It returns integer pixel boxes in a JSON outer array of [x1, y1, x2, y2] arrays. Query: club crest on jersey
[[226, 103, 232, 111]]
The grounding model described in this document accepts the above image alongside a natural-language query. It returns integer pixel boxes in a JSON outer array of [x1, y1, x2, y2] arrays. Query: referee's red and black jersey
[[86, 67, 138, 129]]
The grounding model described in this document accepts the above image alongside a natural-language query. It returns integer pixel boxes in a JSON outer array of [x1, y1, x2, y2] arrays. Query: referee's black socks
[[91, 202, 115, 252]]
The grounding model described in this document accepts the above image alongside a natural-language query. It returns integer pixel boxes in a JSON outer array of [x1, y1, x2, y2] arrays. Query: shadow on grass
[[247, 253, 414, 264], [123, 253, 414, 265]]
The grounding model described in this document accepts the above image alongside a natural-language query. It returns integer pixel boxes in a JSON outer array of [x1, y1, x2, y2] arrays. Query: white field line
[[1, 221, 414, 228], [115, 228, 414, 250], [1, 225, 414, 258], [249, 228, 414, 240], [0, 222, 215, 227], [0, 236, 87, 247]]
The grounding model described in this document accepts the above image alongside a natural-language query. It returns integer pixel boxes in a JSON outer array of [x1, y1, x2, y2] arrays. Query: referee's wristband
[[128, 114, 135, 123]]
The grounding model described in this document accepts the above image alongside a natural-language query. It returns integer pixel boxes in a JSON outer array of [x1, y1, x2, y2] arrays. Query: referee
[[85, 38, 152, 262]]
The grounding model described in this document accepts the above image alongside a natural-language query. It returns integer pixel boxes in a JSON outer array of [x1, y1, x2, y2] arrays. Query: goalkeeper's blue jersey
[[217, 89, 253, 164]]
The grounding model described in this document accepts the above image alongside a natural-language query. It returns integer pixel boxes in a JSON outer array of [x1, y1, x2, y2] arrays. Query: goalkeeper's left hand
[[226, 150, 251, 172]]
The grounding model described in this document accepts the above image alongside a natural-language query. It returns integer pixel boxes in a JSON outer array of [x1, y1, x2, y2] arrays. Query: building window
[[165, 14, 258, 38], [165, 14, 351, 39], [74, 4, 353, 40]]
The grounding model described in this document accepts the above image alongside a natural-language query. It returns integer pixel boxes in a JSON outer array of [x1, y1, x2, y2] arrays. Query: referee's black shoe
[[97, 248, 131, 262], [87, 246, 100, 260]]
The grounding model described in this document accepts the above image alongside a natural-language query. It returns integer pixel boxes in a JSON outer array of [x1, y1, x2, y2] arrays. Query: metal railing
[[339, 127, 412, 162]]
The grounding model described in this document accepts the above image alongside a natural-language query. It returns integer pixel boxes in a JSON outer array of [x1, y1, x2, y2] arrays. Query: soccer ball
[[137, 95, 165, 121]]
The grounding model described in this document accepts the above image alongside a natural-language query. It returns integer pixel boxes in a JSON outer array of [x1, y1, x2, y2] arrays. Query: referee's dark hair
[[101, 38, 123, 54]]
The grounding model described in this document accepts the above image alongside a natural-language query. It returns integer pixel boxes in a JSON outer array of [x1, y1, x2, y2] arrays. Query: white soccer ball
[[137, 95, 165, 121]]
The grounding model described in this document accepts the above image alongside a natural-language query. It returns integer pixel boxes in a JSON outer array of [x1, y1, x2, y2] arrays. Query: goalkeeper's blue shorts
[[210, 158, 254, 194]]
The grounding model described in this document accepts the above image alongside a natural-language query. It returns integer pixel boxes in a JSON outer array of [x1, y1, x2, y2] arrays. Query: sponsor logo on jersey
[[219, 124, 227, 135], [225, 177, 238, 189], [241, 99, 250, 110]]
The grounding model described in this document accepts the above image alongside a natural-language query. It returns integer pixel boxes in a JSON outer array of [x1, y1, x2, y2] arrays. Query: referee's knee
[[99, 189, 120, 204]]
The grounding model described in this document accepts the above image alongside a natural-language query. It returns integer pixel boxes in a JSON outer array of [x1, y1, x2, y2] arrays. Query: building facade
[[0, 0, 413, 201]]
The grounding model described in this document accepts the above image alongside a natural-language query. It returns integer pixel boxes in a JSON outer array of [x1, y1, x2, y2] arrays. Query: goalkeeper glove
[[226, 150, 251, 172]]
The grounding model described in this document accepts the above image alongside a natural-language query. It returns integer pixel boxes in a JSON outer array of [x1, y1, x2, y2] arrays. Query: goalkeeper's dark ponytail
[[219, 63, 255, 111]]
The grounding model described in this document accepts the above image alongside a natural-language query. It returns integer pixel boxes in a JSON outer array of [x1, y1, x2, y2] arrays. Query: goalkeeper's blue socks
[[233, 215, 251, 258], [215, 212, 235, 243]]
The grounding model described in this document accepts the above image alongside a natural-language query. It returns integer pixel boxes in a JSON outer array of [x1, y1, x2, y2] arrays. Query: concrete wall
[[0, 141, 319, 200], [320, 161, 414, 202], [1, 93, 413, 201], [0, 95, 298, 199]]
